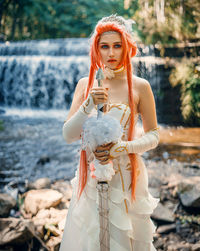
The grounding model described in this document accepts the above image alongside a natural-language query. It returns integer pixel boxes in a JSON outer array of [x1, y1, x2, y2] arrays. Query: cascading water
[[0, 39, 160, 110], [0, 39, 91, 109]]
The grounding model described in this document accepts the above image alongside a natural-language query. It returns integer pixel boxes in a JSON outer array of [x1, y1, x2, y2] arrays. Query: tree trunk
[[10, 0, 17, 40], [0, 0, 12, 40], [17, 1, 23, 40]]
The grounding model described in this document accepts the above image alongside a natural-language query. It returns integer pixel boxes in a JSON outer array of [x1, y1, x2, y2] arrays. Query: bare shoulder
[[132, 75, 151, 93], [74, 77, 88, 99], [66, 77, 88, 120], [132, 75, 154, 114], [76, 77, 88, 91]]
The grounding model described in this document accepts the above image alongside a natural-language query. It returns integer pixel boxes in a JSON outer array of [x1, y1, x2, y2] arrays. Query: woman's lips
[[107, 59, 117, 63]]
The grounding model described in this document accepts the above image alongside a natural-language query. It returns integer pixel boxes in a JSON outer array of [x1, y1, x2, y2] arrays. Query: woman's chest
[[107, 87, 140, 115], [93, 80, 140, 110]]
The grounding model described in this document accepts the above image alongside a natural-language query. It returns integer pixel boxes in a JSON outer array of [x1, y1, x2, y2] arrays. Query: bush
[[169, 59, 200, 126]]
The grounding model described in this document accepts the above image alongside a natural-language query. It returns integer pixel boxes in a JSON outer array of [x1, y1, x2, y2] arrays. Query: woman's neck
[[112, 69, 126, 80], [107, 65, 127, 81]]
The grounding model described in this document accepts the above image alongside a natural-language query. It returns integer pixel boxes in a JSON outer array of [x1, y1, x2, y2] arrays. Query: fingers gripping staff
[[96, 68, 104, 119]]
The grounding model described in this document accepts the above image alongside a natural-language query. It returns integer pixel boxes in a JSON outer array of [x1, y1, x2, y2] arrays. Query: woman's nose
[[108, 47, 114, 57]]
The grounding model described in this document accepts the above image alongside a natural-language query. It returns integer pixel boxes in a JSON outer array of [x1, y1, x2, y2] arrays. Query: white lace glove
[[109, 129, 159, 158], [63, 94, 95, 143]]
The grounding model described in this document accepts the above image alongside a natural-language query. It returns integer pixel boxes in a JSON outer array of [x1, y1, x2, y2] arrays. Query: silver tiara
[[99, 14, 135, 35]]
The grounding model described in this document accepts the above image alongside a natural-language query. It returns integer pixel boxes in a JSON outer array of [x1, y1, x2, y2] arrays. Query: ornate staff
[[96, 68, 110, 251]]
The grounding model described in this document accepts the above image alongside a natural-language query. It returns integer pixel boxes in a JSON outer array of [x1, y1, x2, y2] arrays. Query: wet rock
[[153, 236, 165, 249], [149, 187, 160, 198], [45, 236, 62, 251], [32, 207, 67, 238], [148, 175, 163, 188], [184, 164, 200, 169], [192, 243, 200, 251], [3, 185, 18, 201], [28, 177, 51, 190], [0, 218, 34, 245], [58, 218, 66, 231], [176, 221, 193, 239], [177, 176, 200, 208], [51, 180, 72, 201], [36, 156, 50, 165], [44, 223, 61, 237], [161, 232, 181, 249], [151, 202, 175, 223], [157, 223, 176, 234], [167, 173, 185, 188], [0, 193, 16, 217], [162, 151, 169, 159], [167, 242, 192, 251], [24, 189, 63, 215]]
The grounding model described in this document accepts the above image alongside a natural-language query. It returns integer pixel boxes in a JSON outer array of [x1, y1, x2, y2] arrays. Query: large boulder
[[151, 202, 175, 223], [0, 218, 34, 245], [176, 176, 200, 208], [51, 180, 72, 201], [157, 223, 176, 234], [32, 207, 68, 237], [0, 193, 16, 217], [28, 177, 51, 190], [167, 173, 185, 188], [24, 189, 63, 215]]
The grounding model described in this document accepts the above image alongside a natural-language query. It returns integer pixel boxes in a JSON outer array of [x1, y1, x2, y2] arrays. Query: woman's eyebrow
[[99, 41, 122, 44]]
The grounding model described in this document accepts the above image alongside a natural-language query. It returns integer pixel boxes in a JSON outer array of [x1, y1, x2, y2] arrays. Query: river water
[[0, 107, 199, 193], [0, 108, 81, 190]]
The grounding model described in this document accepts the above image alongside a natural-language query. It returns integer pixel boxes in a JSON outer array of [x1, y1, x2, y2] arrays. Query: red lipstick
[[108, 59, 117, 63]]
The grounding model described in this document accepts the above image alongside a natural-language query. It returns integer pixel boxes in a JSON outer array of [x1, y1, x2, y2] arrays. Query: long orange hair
[[77, 21, 138, 202]]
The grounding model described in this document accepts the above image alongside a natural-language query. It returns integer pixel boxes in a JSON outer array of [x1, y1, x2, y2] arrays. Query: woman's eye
[[114, 44, 122, 48], [101, 45, 109, 49]]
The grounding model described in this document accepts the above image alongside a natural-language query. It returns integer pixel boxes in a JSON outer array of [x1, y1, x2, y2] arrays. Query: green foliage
[[169, 59, 200, 125], [134, 0, 200, 45], [1, 0, 199, 44], [0, 0, 138, 41], [176, 213, 200, 225]]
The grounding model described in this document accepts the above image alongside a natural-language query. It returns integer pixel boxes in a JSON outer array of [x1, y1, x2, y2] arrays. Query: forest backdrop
[[0, 0, 200, 125], [0, 0, 199, 43]]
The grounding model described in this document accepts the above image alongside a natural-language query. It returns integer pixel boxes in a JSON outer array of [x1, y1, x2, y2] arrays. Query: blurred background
[[0, 0, 200, 250]]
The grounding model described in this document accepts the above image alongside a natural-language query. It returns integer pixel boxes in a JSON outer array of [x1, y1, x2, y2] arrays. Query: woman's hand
[[94, 142, 114, 165], [90, 87, 109, 105]]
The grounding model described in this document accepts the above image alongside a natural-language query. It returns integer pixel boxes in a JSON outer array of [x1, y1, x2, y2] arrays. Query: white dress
[[60, 103, 160, 251]]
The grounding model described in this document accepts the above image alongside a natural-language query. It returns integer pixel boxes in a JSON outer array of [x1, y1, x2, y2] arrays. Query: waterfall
[[0, 39, 91, 109], [0, 38, 157, 107], [0, 38, 179, 124]]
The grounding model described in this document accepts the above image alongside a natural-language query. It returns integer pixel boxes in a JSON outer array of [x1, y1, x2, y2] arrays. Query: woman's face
[[98, 32, 123, 70]]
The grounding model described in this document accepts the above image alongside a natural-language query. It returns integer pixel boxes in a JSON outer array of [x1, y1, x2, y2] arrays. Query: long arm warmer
[[109, 128, 159, 158], [62, 94, 95, 143]]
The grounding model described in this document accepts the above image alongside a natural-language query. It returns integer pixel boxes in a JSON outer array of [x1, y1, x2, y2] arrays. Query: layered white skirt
[[59, 153, 159, 251]]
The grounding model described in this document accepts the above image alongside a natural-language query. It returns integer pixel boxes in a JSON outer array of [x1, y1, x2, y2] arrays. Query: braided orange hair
[[77, 19, 138, 202]]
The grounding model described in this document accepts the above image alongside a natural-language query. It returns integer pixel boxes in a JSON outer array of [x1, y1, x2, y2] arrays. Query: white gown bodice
[[59, 103, 159, 251]]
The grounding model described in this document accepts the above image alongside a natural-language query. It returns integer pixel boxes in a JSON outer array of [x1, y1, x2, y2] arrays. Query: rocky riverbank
[[0, 109, 199, 250], [1, 157, 200, 251], [0, 177, 71, 251]]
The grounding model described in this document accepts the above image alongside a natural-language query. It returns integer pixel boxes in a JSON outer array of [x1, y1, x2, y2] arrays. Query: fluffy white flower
[[82, 114, 122, 181], [93, 159, 115, 181], [82, 114, 123, 152]]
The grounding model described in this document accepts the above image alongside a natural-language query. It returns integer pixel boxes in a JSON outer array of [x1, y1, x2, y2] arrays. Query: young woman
[[60, 14, 160, 251]]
